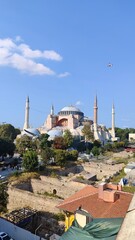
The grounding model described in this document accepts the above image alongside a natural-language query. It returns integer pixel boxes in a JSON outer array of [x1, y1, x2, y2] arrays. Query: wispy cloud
[[58, 72, 70, 78], [75, 100, 82, 106], [15, 35, 23, 42], [0, 37, 63, 75]]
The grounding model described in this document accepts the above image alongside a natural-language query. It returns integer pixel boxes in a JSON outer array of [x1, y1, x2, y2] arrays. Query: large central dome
[[60, 106, 81, 112], [58, 105, 84, 117]]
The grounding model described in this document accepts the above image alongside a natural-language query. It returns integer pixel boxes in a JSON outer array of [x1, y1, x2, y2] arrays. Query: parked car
[[0, 175, 6, 180], [0, 232, 14, 240]]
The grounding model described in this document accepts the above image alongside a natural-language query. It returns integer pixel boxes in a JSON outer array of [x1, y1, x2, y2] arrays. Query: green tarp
[[60, 218, 123, 240]]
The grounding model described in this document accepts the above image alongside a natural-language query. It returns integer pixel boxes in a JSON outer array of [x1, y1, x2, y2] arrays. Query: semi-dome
[[58, 105, 84, 117], [23, 128, 40, 138], [48, 128, 63, 140]]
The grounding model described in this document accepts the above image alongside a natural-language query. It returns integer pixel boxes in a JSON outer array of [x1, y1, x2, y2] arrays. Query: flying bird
[[107, 63, 113, 67]]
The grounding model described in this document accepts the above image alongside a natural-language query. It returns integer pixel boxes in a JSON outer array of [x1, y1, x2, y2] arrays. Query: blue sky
[[0, 1, 135, 129]]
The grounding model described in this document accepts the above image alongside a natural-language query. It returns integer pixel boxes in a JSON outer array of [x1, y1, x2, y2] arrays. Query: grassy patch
[[76, 175, 85, 180], [123, 186, 135, 194], [9, 172, 40, 183], [50, 171, 59, 178], [37, 191, 64, 199], [112, 157, 128, 165], [103, 151, 114, 157], [110, 168, 126, 183]]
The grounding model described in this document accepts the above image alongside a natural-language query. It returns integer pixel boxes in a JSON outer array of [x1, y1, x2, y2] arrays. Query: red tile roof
[[57, 185, 133, 218]]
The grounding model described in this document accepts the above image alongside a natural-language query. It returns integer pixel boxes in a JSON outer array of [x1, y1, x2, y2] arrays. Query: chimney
[[98, 182, 121, 203]]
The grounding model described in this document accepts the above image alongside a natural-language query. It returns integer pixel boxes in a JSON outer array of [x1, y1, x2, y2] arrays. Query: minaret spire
[[51, 104, 54, 115], [111, 103, 115, 138], [94, 95, 98, 130], [23, 96, 30, 130]]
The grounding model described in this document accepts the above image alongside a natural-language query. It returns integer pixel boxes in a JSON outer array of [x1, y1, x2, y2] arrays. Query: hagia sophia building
[[21, 96, 118, 144]]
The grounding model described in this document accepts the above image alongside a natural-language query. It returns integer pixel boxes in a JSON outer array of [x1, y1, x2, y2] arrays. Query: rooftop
[[57, 184, 133, 218], [60, 105, 81, 112]]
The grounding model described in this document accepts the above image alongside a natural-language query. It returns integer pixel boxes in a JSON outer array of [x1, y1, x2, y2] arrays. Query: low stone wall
[[7, 186, 62, 213], [31, 176, 85, 198], [83, 162, 124, 180], [7, 177, 85, 213]]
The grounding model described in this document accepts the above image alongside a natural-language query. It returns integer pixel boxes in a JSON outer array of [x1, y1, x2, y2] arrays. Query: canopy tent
[[60, 218, 123, 240]]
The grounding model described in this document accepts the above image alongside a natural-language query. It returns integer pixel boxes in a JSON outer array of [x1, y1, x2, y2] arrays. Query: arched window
[[53, 189, 57, 195]]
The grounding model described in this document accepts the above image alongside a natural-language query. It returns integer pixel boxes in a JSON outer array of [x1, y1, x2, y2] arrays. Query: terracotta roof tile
[[57, 185, 98, 207], [57, 186, 133, 218]]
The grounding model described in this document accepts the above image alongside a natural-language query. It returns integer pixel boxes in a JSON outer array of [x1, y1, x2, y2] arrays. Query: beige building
[[39, 105, 93, 139], [23, 96, 118, 143], [45, 105, 86, 129]]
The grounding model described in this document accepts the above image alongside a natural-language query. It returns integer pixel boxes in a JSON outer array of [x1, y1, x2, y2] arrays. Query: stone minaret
[[111, 103, 115, 138], [50, 105, 54, 115], [93, 95, 98, 131], [23, 96, 30, 130]]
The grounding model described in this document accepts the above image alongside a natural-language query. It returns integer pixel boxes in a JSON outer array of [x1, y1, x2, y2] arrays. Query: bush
[[110, 168, 126, 183], [12, 171, 20, 177], [0, 183, 8, 213], [38, 165, 45, 171], [54, 149, 66, 167], [67, 150, 78, 161], [91, 146, 100, 157], [54, 212, 65, 221], [9, 172, 40, 183], [50, 171, 58, 178], [23, 150, 38, 172]]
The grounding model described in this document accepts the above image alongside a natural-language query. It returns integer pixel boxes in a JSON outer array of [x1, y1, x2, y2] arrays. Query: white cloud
[[15, 35, 23, 42], [0, 37, 63, 76], [0, 38, 16, 49], [19, 44, 42, 58], [43, 50, 62, 61], [10, 53, 54, 75], [58, 72, 70, 78], [18, 44, 62, 61], [75, 101, 82, 106]]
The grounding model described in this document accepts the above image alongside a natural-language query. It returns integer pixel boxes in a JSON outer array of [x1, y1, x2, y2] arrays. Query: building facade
[[23, 96, 118, 143]]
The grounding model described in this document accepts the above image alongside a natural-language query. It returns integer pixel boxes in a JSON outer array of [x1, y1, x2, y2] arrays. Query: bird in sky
[[107, 63, 113, 67]]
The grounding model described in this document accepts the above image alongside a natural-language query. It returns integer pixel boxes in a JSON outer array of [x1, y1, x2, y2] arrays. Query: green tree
[[63, 130, 73, 148], [91, 146, 100, 157], [53, 136, 66, 149], [69, 150, 78, 161], [22, 150, 38, 172], [16, 135, 37, 155], [15, 128, 21, 136], [39, 133, 52, 150], [0, 124, 17, 141], [0, 138, 15, 157], [0, 183, 8, 212], [54, 149, 66, 167], [82, 125, 94, 142], [93, 140, 101, 148], [115, 127, 132, 142], [41, 147, 54, 165], [76, 141, 86, 152], [103, 143, 112, 152]]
